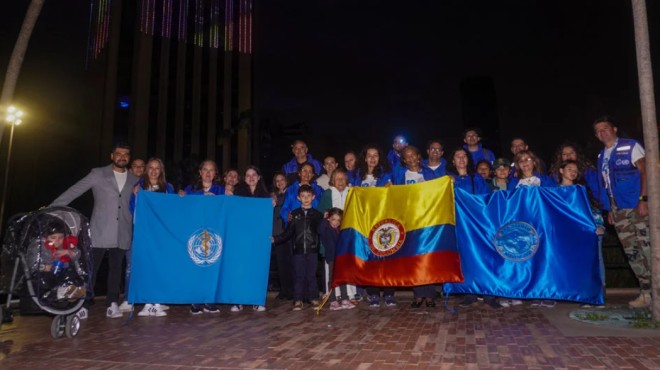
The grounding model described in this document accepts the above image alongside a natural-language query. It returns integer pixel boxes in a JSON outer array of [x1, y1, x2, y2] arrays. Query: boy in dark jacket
[[272, 185, 323, 311]]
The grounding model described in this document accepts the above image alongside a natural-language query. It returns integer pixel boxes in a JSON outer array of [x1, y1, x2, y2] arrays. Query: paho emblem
[[368, 218, 405, 257], [494, 221, 539, 262], [187, 228, 223, 266]]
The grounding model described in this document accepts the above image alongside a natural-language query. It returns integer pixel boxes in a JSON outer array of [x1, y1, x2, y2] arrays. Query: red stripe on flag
[[331, 251, 464, 287]]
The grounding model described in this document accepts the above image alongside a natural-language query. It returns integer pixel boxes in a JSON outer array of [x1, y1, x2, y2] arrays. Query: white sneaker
[[119, 301, 133, 312], [160, 304, 170, 311], [341, 299, 356, 310], [253, 305, 266, 312], [106, 302, 122, 318], [510, 299, 523, 306], [151, 304, 167, 317], [76, 307, 88, 320], [138, 304, 154, 317], [230, 304, 243, 312], [499, 299, 511, 308]]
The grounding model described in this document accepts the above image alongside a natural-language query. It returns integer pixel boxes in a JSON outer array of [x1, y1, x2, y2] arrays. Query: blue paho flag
[[128, 191, 273, 305], [444, 186, 604, 305]]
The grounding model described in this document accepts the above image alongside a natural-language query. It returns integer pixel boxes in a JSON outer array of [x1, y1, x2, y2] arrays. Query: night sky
[[0, 0, 658, 220]]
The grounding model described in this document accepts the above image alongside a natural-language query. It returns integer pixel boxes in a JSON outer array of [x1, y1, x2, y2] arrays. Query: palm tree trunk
[[631, 0, 660, 320], [0, 0, 45, 147]]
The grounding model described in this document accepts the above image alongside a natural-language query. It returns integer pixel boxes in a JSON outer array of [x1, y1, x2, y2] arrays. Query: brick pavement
[[1, 292, 660, 369]]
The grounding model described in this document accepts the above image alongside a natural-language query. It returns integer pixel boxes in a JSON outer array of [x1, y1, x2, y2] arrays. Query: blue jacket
[[392, 165, 438, 185], [464, 143, 495, 166], [583, 167, 603, 208], [597, 138, 643, 210], [279, 181, 324, 225], [282, 155, 322, 178], [387, 149, 403, 170], [351, 168, 393, 187], [507, 174, 556, 191], [129, 179, 175, 213], [421, 158, 447, 178], [183, 183, 225, 195], [450, 173, 490, 195]]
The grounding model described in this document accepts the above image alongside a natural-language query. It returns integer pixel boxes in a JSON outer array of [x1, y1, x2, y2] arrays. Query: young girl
[[232, 166, 273, 312], [222, 168, 240, 195], [318, 208, 355, 310], [129, 158, 175, 317], [557, 160, 606, 307]]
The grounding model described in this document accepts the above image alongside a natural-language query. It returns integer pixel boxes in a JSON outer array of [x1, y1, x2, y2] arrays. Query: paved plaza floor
[[1, 290, 660, 369]]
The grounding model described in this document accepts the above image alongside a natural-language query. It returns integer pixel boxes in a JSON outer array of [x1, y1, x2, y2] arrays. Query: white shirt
[[361, 174, 377, 187], [114, 170, 128, 192], [516, 176, 541, 188], [404, 170, 425, 184]]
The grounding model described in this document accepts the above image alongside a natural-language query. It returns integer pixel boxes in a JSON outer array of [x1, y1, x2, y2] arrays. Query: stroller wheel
[[65, 314, 81, 338], [50, 315, 66, 339]]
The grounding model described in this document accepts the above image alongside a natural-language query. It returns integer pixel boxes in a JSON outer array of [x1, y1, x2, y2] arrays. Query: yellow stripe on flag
[[341, 176, 455, 236]]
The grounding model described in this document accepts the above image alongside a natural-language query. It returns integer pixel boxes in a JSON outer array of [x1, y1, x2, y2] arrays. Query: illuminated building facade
[[85, 0, 254, 170]]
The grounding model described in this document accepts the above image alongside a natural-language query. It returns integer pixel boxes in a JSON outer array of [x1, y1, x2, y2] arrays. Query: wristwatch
[[639, 195, 648, 202]]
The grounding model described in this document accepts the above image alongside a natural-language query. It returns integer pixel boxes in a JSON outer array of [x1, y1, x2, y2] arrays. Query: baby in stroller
[[27, 218, 86, 304]]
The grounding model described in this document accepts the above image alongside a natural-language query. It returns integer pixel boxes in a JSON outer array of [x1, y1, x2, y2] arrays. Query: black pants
[[366, 286, 395, 297], [92, 248, 126, 307], [275, 242, 294, 298]]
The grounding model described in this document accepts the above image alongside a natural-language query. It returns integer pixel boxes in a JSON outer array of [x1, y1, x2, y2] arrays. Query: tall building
[[85, 0, 253, 171]]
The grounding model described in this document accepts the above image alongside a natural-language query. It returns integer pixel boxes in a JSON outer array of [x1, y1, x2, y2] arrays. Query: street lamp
[[0, 106, 24, 231]]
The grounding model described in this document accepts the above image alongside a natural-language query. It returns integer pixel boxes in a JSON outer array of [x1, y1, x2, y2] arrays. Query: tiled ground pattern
[[1, 293, 660, 369]]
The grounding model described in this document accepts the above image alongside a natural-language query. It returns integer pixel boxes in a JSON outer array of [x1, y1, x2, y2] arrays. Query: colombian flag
[[332, 177, 463, 287]]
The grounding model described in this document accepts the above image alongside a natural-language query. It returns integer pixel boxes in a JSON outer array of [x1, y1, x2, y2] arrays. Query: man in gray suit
[[51, 142, 137, 319]]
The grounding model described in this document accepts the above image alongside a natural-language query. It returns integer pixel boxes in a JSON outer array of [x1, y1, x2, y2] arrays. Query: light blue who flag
[[128, 191, 273, 305], [444, 186, 604, 305]]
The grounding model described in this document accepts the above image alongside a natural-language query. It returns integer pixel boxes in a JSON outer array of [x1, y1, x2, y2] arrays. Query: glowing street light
[[0, 105, 25, 230]]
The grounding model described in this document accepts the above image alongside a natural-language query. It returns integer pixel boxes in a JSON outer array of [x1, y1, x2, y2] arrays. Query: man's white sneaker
[[106, 302, 122, 318], [138, 304, 154, 317], [119, 301, 133, 312], [230, 304, 243, 312], [629, 292, 652, 309], [76, 307, 88, 320], [253, 305, 266, 312], [160, 304, 170, 311]]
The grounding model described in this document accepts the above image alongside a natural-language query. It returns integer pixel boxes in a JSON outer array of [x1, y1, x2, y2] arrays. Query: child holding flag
[[318, 208, 356, 310]]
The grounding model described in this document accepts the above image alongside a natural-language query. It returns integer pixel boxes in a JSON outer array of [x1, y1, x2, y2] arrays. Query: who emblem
[[187, 228, 223, 266]]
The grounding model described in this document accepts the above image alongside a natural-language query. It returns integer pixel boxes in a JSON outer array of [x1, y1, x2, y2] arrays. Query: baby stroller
[[1, 206, 93, 338]]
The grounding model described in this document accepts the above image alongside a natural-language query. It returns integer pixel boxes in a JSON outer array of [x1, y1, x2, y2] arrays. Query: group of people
[[49, 115, 652, 318]]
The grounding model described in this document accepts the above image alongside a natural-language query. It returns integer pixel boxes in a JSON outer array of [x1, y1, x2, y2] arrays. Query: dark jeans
[[275, 242, 294, 298], [413, 285, 436, 300], [366, 286, 395, 297], [292, 253, 318, 301], [92, 248, 126, 307]]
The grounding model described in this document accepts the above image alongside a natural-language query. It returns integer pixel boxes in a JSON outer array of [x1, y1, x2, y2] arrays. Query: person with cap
[[386, 135, 408, 171], [489, 158, 512, 191]]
